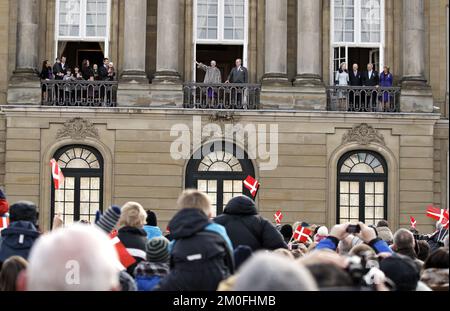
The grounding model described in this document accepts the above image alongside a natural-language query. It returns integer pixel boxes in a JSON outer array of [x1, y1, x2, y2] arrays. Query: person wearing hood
[[214, 196, 287, 251], [156, 190, 234, 291], [117, 202, 148, 276], [0, 201, 40, 266], [143, 210, 162, 240]]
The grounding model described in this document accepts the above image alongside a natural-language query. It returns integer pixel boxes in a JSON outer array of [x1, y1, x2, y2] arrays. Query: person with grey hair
[[21, 224, 120, 291], [195, 59, 222, 84], [233, 252, 318, 291], [393, 228, 423, 270]]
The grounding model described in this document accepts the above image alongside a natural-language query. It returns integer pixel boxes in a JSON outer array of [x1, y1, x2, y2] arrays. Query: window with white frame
[[331, 0, 384, 84], [57, 0, 109, 40], [196, 0, 246, 42]]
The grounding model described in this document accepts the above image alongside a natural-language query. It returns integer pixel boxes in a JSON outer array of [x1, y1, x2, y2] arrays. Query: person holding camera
[[316, 222, 392, 255]]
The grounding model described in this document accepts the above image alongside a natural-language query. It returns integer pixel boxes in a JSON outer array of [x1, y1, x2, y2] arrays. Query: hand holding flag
[[292, 225, 312, 243], [243, 176, 260, 198], [426, 205, 449, 229], [50, 159, 64, 190]]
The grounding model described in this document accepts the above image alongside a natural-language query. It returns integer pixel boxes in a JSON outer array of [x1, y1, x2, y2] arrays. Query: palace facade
[[0, 0, 448, 232]]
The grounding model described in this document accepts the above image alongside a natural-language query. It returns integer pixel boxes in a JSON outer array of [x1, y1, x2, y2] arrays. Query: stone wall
[[0, 107, 443, 233]]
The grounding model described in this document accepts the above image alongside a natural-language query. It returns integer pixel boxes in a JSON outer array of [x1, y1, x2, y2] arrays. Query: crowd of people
[[39, 56, 117, 104], [0, 188, 448, 292], [334, 62, 394, 112]]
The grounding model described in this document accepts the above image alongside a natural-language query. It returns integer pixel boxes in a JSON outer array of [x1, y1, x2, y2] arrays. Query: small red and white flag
[[426, 205, 449, 229], [274, 210, 283, 224], [410, 216, 417, 229], [50, 159, 64, 190], [292, 225, 312, 243], [0, 214, 9, 232], [243, 176, 260, 197], [110, 231, 136, 269]]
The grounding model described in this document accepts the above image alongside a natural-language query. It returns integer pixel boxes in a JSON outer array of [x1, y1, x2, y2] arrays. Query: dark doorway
[[61, 42, 104, 70], [195, 44, 244, 83], [348, 47, 380, 71]]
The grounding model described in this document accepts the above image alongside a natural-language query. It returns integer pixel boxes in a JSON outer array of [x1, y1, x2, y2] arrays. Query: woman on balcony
[[195, 59, 222, 106], [335, 62, 349, 111], [379, 66, 394, 112], [39, 60, 54, 103]]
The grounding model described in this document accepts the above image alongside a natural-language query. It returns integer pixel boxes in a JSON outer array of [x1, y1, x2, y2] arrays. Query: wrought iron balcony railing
[[326, 86, 401, 113], [183, 83, 261, 110], [41, 80, 118, 107]]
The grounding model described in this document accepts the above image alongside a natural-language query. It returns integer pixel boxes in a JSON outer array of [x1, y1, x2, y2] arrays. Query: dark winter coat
[[214, 196, 288, 251], [0, 221, 40, 264], [156, 208, 234, 291], [117, 226, 147, 275]]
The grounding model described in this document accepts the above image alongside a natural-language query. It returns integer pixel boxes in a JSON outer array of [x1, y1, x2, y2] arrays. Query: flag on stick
[[274, 210, 283, 224], [50, 159, 64, 190], [243, 176, 260, 197], [410, 216, 417, 229], [0, 214, 9, 232], [292, 225, 312, 243], [426, 205, 449, 229]]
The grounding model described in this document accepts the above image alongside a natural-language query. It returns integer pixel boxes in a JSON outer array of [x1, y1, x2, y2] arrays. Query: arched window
[[337, 150, 387, 225], [185, 141, 255, 216], [51, 145, 104, 226]]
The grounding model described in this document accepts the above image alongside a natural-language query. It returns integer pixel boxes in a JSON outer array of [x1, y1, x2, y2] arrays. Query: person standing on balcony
[[225, 59, 248, 108], [226, 59, 248, 84], [362, 63, 379, 112], [39, 60, 53, 103], [379, 66, 393, 112], [195, 59, 222, 105], [81, 59, 94, 81], [349, 63, 362, 111], [53, 57, 67, 80], [335, 62, 349, 111], [99, 58, 110, 80]]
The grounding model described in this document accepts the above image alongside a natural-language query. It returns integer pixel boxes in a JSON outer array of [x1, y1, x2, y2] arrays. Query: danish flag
[[292, 225, 312, 243], [110, 231, 136, 269], [274, 210, 283, 224], [50, 159, 64, 190], [410, 216, 417, 229], [426, 206, 449, 229], [243, 176, 260, 197], [0, 214, 9, 232]]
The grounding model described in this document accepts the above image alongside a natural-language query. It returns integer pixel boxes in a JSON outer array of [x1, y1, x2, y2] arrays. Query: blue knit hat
[[95, 206, 121, 233]]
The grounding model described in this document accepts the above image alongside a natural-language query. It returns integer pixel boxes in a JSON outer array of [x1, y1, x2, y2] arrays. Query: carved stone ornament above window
[[56, 118, 100, 140], [342, 123, 385, 146]]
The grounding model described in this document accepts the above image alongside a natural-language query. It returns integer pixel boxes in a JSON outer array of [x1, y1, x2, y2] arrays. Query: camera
[[346, 224, 361, 234]]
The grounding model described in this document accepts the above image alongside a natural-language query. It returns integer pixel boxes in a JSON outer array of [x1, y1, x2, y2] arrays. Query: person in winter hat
[[156, 190, 234, 291], [214, 196, 287, 251], [143, 210, 163, 240], [95, 205, 121, 234], [134, 237, 170, 291], [0, 201, 40, 265], [379, 254, 420, 291], [314, 226, 329, 243]]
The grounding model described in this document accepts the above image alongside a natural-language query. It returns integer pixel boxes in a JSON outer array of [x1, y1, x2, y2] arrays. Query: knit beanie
[[146, 237, 170, 263], [96, 206, 121, 234], [314, 226, 329, 243]]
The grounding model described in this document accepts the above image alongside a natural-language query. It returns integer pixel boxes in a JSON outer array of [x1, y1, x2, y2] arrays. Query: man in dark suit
[[53, 56, 67, 80], [226, 59, 248, 84], [99, 58, 109, 81], [348, 63, 362, 110], [225, 59, 248, 108], [362, 63, 379, 111]]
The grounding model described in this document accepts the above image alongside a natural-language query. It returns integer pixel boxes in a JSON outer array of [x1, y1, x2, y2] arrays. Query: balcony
[[182, 83, 262, 110], [326, 86, 401, 113], [41, 80, 118, 107]]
